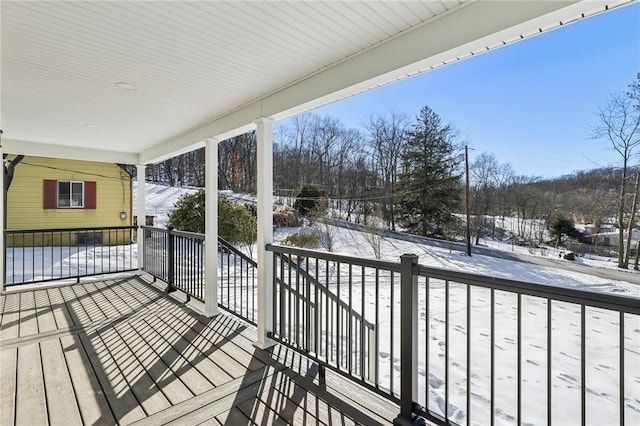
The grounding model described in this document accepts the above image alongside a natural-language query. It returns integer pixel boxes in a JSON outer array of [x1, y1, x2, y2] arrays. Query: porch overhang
[[2, 1, 635, 164]]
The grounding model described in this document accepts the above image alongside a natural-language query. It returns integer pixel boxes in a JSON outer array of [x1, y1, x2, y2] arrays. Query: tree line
[[126, 74, 639, 263]]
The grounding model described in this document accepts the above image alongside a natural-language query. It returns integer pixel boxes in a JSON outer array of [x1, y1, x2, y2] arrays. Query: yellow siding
[[6, 156, 132, 233]]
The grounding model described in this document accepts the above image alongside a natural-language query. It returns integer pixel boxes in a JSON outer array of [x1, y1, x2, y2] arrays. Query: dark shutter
[[43, 180, 57, 209], [85, 181, 97, 209]]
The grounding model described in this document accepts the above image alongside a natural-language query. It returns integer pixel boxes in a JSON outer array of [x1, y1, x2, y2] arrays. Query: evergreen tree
[[397, 106, 462, 237], [548, 214, 581, 246], [293, 185, 327, 217]]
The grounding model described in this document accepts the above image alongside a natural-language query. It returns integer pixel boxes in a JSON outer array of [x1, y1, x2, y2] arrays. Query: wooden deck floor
[[0, 275, 398, 425]]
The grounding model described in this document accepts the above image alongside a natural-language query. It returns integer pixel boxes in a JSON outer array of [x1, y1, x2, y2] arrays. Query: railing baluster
[[620, 311, 625, 426], [548, 298, 553, 426], [581, 304, 586, 426], [517, 293, 522, 426], [305, 256, 311, 352], [375, 268, 380, 385], [491, 288, 495, 426], [467, 283, 472, 426], [445, 280, 450, 421]]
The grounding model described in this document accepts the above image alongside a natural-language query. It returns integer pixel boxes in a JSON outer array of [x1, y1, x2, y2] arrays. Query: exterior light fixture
[[120, 211, 127, 221]]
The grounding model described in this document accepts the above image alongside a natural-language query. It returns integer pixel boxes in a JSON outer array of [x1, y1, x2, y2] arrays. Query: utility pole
[[465, 145, 471, 256]]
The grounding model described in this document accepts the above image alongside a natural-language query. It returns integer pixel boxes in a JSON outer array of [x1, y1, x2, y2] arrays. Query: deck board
[[133, 314, 221, 392], [60, 334, 117, 426], [19, 291, 38, 337], [34, 289, 57, 333], [70, 284, 109, 323], [40, 338, 84, 425], [0, 349, 17, 426], [0, 276, 399, 426], [0, 292, 20, 340], [114, 320, 195, 405], [47, 287, 75, 329], [15, 343, 47, 425], [77, 331, 147, 424]]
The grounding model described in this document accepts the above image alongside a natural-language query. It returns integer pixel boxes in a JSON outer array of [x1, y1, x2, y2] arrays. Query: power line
[[20, 161, 131, 182]]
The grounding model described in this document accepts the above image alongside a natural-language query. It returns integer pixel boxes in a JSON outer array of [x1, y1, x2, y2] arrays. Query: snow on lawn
[[5, 244, 136, 285]]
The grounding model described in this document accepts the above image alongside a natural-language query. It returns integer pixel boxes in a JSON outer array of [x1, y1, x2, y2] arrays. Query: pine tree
[[397, 106, 462, 237]]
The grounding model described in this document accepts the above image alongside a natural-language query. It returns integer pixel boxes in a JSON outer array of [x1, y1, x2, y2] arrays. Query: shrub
[[273, 205, 301, 228], [363, 213, 385, 259], [218, 197, 257, 247], [313, 219, 339, 252], [282, 231, 320, 248], [168, 190, 205, 233], [169, 192, 256, 247]]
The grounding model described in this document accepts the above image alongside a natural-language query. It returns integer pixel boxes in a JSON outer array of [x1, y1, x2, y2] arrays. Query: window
[[57, 181, 84, 208], [43, 180, 96, 209]]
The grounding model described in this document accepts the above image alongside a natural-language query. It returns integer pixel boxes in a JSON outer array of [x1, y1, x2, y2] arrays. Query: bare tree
[[366, 111, 409, 230], [470, 152, 499, 244], [593, 75, 640, 268]]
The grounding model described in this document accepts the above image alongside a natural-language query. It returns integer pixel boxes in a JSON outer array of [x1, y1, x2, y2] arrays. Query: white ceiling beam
[[2, 139, 139, 164], [139, 0, 623, 163]]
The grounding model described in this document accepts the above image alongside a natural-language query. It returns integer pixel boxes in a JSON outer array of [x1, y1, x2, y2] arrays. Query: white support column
[[0, 142, 5, 288], [204, 137, 220, 317], [255, 117, 275, 349], [136, 164, 146, 272]]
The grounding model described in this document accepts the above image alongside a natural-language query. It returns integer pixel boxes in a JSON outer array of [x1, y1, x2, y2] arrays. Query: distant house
[[6, 156, 132, 245]]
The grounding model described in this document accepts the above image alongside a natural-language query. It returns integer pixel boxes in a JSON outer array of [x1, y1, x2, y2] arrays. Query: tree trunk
[[624, 167, 640, 268], [617, 161, 628, 268], [3, 154, 25, 230]]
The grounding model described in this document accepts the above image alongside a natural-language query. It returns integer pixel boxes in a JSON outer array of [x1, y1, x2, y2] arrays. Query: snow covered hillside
[[134, 183, 640, 297]]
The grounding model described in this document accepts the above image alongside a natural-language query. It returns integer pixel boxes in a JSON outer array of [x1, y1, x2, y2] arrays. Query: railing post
[[394, 253, 425, 426], [166, 225, 176, 293]]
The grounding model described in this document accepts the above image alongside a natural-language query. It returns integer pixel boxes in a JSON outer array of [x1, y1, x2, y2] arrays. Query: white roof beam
[[1, 139, 139, 164]]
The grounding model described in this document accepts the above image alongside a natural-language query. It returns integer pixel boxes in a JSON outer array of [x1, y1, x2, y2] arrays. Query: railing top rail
[[171, 229, 206, 240], [6, 225, 136, 233], [141, 226, 205, 240], [218, 237, 257, 267], [267, 243, 639, 314], [267, 243, 402, 272], [418, 263, 640, 314]]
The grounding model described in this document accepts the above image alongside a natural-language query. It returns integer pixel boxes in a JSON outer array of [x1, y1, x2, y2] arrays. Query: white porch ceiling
[[1, 0, 635, 164]]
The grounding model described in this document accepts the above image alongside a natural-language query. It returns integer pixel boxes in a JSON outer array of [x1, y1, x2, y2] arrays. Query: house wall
[[6, 156, 132, 245]]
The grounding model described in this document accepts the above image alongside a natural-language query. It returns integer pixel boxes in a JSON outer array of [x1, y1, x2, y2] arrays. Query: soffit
[[1, 1, 635, 164]]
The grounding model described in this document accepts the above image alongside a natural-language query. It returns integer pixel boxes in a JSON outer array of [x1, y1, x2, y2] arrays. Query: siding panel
[[7, 156, 131, 230]]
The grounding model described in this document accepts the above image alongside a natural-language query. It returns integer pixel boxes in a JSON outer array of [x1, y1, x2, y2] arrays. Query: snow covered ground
[[274, 225, 639, 425], [6, 182, 639, 425]]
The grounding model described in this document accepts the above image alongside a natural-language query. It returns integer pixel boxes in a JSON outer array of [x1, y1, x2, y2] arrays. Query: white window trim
[[57, 180, 85, 209]]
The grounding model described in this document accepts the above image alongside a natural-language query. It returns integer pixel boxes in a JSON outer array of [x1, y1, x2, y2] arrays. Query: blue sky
[[308, 3, 640, 179]]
